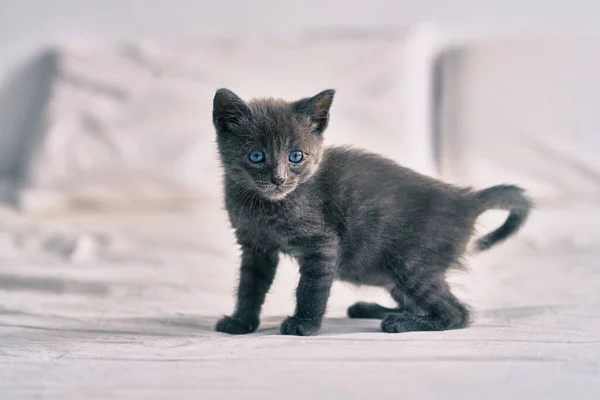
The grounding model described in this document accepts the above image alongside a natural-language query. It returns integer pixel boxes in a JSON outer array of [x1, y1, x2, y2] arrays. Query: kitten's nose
[[271, 177, 286, 186]]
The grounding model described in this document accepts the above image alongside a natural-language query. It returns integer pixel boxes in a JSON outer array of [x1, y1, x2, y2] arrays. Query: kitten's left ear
[[292, 89, 335, 134]]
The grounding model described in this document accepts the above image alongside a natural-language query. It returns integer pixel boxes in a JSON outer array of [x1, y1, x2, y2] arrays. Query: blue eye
[[248, 149, 265, 163], [289, 150, 304, 163]]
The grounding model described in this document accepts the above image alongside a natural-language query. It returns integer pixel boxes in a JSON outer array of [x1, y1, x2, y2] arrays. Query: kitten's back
[[316, 146, 530, 254]]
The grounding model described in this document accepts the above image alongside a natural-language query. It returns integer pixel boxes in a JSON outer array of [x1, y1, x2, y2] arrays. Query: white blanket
[[1, 206, 599, 399]]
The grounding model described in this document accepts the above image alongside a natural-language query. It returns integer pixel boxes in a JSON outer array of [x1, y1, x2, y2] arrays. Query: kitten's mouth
[[262, 185, 296, 201]]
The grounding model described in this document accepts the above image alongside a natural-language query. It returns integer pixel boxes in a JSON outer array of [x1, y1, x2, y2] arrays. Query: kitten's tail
[[472, 185, 532, 252]]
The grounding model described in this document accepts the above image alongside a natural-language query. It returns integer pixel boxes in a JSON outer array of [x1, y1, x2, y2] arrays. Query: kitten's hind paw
[[381, 312, 422, 333], [348, 302, 396, 319], [215, 315, 257, 335], [381, 312, 451, 333], [280, 316, 321, 336]]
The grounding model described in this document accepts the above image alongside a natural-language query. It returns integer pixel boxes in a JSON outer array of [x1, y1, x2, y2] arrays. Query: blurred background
[[1, 1, 600, 398]]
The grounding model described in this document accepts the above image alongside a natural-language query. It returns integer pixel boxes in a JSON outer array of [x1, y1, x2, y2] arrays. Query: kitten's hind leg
[[381, 273, 470, 333], [347, 287, 421, 319]]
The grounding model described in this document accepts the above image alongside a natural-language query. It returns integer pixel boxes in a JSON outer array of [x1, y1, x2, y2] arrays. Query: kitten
[[213, 88, 531, 336]]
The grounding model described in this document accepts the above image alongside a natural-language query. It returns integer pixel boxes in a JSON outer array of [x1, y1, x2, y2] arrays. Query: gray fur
[[213, 88, 532, 336]]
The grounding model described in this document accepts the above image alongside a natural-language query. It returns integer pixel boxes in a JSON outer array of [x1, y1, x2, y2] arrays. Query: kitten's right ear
[[213, 88, 251, 133]]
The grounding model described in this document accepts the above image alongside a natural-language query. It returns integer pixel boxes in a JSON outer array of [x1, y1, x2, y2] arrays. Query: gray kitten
[[213, 88, 531, 336]]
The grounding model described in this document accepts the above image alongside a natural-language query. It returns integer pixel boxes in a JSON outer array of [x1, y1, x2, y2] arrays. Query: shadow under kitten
[[212, 88, 531, 336]]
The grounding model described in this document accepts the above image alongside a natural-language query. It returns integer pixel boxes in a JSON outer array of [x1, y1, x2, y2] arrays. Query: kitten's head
[[213, 88, 335, 201]]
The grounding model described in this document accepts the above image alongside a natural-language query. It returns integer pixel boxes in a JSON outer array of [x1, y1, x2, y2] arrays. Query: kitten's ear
[[213, 88, 251, 133], [292, 89, 335, 134]]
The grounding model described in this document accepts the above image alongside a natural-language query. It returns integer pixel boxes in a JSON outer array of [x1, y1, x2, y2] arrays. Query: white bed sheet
[[1, 206, 599, 399], [2, 306, 599, 400]]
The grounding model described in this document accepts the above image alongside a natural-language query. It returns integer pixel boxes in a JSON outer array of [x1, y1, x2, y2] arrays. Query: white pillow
[[19, 26, 439, 212], [437, 34, 600, 208]]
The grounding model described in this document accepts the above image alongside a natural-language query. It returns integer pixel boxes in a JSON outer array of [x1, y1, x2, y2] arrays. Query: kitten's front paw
[[215, 315, 257, 335], [280, 316, 321, 336]]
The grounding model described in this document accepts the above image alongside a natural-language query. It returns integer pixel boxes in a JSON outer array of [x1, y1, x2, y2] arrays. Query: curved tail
[[473, 185, 532, 251]]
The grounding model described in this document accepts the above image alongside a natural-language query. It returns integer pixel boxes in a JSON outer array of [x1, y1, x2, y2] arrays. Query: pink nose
[[271, 177, 285, 186]]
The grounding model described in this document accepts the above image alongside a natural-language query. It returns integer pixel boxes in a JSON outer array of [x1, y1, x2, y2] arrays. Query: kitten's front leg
[[216, 245, 278, 335], [281, 238, 338, 336]]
